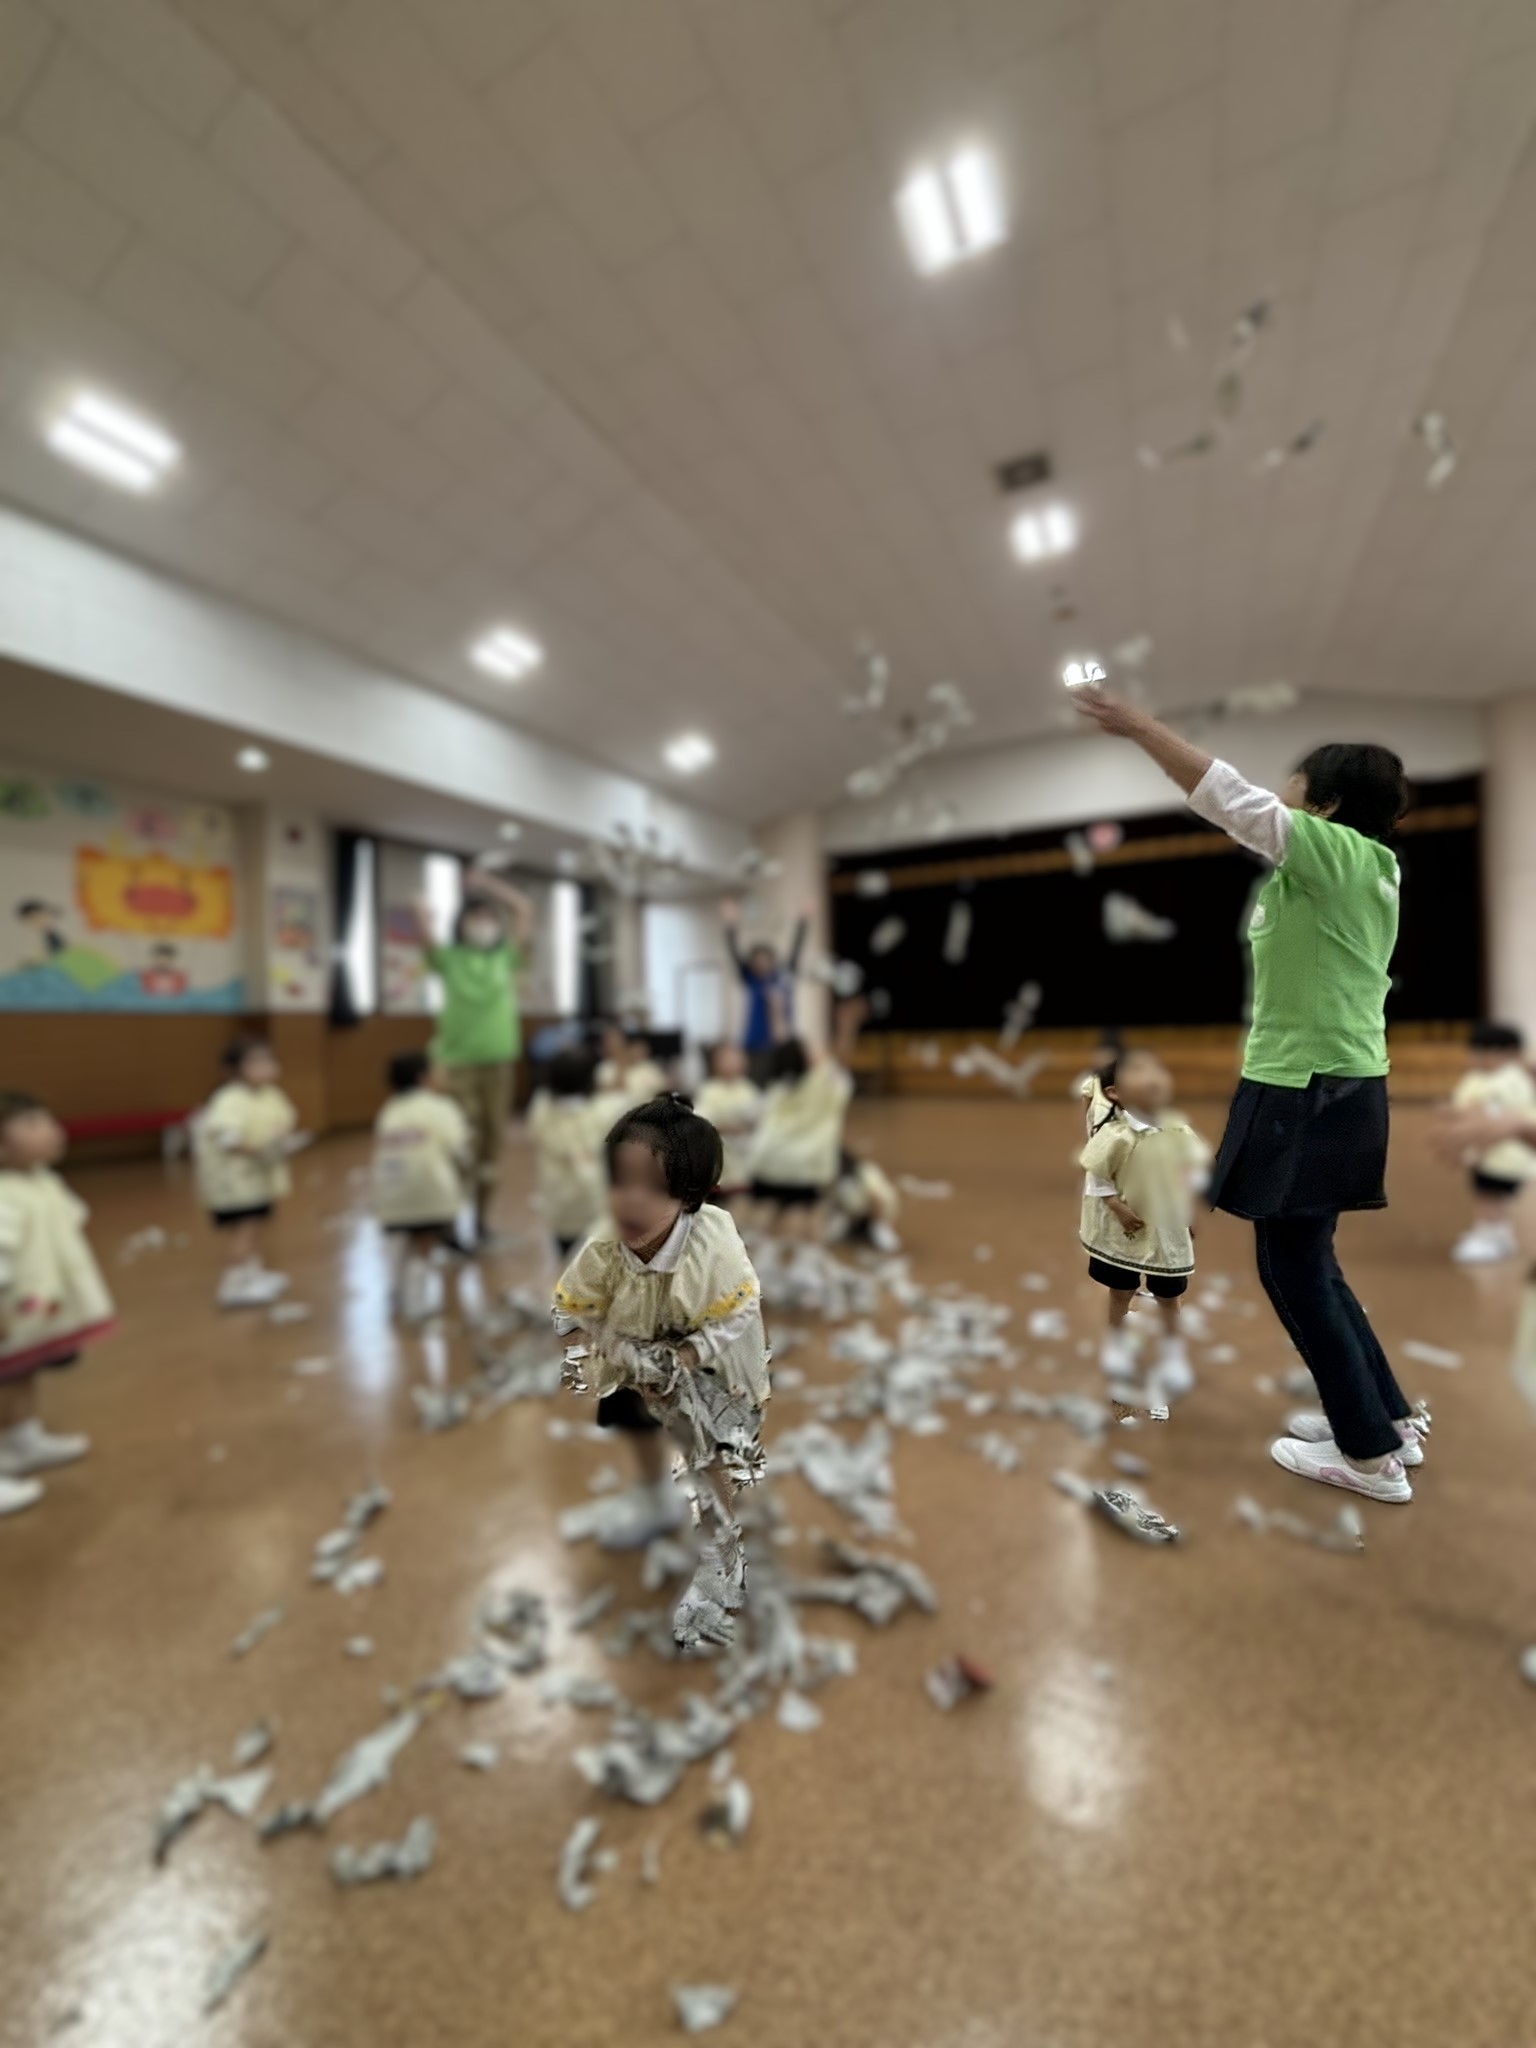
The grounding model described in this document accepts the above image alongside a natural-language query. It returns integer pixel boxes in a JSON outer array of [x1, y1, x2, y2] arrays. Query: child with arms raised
[[553, 1095, 768, 1652]]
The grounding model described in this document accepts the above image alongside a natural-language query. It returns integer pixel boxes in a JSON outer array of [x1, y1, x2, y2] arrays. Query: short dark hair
[[1470, 1022, 1525, 1054], [605, 1093, 722, 1213], [388, 1050, 432, 1093], [222, 1034, 272, 1075], [549, 1048, 598, 1097], [0, 1089, 47, 1131], [1296, 744, 1408, 842], [14, 900, 56, 918], [767, 1038, 809, 1083]]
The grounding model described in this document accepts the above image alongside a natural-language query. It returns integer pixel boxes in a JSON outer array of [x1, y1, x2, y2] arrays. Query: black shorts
[[596, 1387, 662, 1434], [751, 1178, 825, 1209], [1470, 1168, 1523, 1198], [1087, 1256, 1188, 1300], [211, 1204, 273, 1228], [384, 1219, 456, 1239], [1208, 1074, 1388, 1220]]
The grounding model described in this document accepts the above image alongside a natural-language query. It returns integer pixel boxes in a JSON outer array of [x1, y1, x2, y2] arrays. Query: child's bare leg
[[1155, 1294, 1182, 1341], [226, 1218, 258, 1269], [0, 1375, 38, 1429], [1106, 1289, 1133, 1333], [631, 1426, 668, 1489], [1474, 1192, 1515, 1230]]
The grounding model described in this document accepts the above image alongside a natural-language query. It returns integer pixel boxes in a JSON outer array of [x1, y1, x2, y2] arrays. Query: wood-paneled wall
[[0, 1009, 558, 1156]]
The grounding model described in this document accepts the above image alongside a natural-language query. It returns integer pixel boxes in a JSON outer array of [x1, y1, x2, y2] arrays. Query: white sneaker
[[1285, 1408, 1426, 1466], [218, 1262, 287, 1309], [1452, 1223, 1516, 1265], [0, 1473, 43, 1517], [0, 1419, 90, 1476], [1270, 1434, 1413, 1502], [1151, 1339, 1195, 1401]]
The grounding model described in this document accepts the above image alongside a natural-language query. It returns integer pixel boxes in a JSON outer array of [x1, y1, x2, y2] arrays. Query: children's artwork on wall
[[0, 762, 244, 1012], [263, 814, 329, 1011]]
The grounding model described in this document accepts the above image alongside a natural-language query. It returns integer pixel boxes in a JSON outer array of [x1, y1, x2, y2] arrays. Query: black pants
[[1253, 1213, 1409, 1460]]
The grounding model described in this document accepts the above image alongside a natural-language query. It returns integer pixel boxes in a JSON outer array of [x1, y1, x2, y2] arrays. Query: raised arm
[[1074, 690, 1291, 864], [829, 993, 868, 1070], [409, 893, 438, 951], [720, 898, 750, 980], [786, 900, 813, 974]]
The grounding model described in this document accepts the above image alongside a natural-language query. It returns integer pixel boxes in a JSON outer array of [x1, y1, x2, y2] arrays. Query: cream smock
[[372, 1088, 470, 1227], [552, 1202, 769, 1406], [1079, 1089, 1209, 1280], [695, 1076, 763, 1190], [594, 1058, 669, 1107], [527, 1091, 610, 1241], [0, 1168, 116, 1376], [1452, 1062, 1536, 1182], [749, 1062, 853, 1189], [194, 1083, 298, 1214]]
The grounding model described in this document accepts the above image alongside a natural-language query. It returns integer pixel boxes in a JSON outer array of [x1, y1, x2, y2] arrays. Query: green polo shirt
[[426, 942, 522, 1067], [1241, 809, 1398, 1088]]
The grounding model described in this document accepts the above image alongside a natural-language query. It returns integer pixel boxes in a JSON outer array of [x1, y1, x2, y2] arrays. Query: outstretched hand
[[1072, 688, 1148, 739]]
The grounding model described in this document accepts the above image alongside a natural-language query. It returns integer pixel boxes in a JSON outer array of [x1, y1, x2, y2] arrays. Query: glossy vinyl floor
[[3, 1099, 1535, 2048]]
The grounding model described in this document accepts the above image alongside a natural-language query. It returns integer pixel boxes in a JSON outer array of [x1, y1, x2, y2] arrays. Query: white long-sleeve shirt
[[1186, 758, 1293, 865]]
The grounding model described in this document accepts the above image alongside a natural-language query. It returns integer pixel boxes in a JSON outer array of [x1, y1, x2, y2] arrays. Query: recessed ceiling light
[[497, 820, 523, 842], [470, 624, 544, 682], [664, 732, 716, 775], [1062, 658, 1106, 690], [1010, 502, 1077, 564], [235, 745, 270, 772], [46, 390, 181, 492], [896, 147, 1008, 275]]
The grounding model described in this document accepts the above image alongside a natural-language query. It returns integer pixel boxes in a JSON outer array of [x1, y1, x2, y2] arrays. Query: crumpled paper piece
[[480, 1588, 549, 1672], [331, 1815, 436, 1886], [925, 1654, 993, 1710], [153, 1765, 275, 1863], [1051, 1470, 1180, 1543], [312, 1708, 423, 1825], [789, 1538, 937, 1628], [557, 1815, 605, 1910], [1103, 892, 1176, 943], [1233, 1495, 1363, 1552], [672, 1984, 738, 2034], [202, 1932, 268, 2014], [1401, 1340, 1461, 1370], [412, 1384, 472, 1431], [229, 1605, 285, 1659], [574, 1695, 734, 1806], [776, 1688, 822, 1733], [968, 1430, 1021, 1473], [772, 1422, 896, 1533]]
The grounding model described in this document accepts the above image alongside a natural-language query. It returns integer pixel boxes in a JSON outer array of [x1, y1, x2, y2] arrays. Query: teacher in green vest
[[412, 866, 534, 1246], [1075, 686, 1424, 1507]]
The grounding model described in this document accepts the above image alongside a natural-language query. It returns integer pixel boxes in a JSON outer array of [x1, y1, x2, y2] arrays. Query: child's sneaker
[[0, 1473, 43, 1517], [0, 1419, 90, 1475], [1269, 1434, 1412, 1502], [1285, 1408, 1426, 1466], [1452, 1222, 1517, 1265], [218, 1261, 287, 1309]]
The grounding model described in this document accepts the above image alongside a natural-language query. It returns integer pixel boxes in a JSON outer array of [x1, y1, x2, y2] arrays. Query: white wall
[[0, 504, 751, 881], [823, 697, 1487, 853], [1484, 697, 1536, 1039], [643, 899, 729, 1043]]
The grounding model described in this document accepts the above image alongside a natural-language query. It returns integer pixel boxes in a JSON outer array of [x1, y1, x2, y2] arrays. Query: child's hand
[[1106, 1196, 1144, 1236]]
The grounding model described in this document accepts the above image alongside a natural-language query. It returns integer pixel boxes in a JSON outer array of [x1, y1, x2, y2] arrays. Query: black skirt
[[1208, 1074, 1388, 1220]]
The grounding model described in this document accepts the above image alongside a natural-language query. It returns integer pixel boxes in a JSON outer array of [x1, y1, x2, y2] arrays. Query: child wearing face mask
[[413, 867, 534, 1247], [552, 1094, 769, 1651], [0, 1090, 114, 1517], [195, 1036, 305, 1309], [1079, 1050, 1209, 1401]]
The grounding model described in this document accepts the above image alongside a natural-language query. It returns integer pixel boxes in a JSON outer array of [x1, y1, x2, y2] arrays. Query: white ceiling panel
[[0, 0, 1531, 829]]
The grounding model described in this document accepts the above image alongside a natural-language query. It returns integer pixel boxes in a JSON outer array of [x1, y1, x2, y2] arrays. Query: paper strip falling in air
[[1401, 1341, 1461, 1371]]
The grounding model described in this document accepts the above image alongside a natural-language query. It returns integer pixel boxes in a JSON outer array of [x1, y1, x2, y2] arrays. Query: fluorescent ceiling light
[[897, 147, 1008, 275], [1010, 502, 1077, 564], [471, 624, 544, 681], [235, 746, 270, 772], [1062, 658, 1106, 689], [664, 731, 716, 775], [497, 819, 523, 842], [46, 390, 181, 493]]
